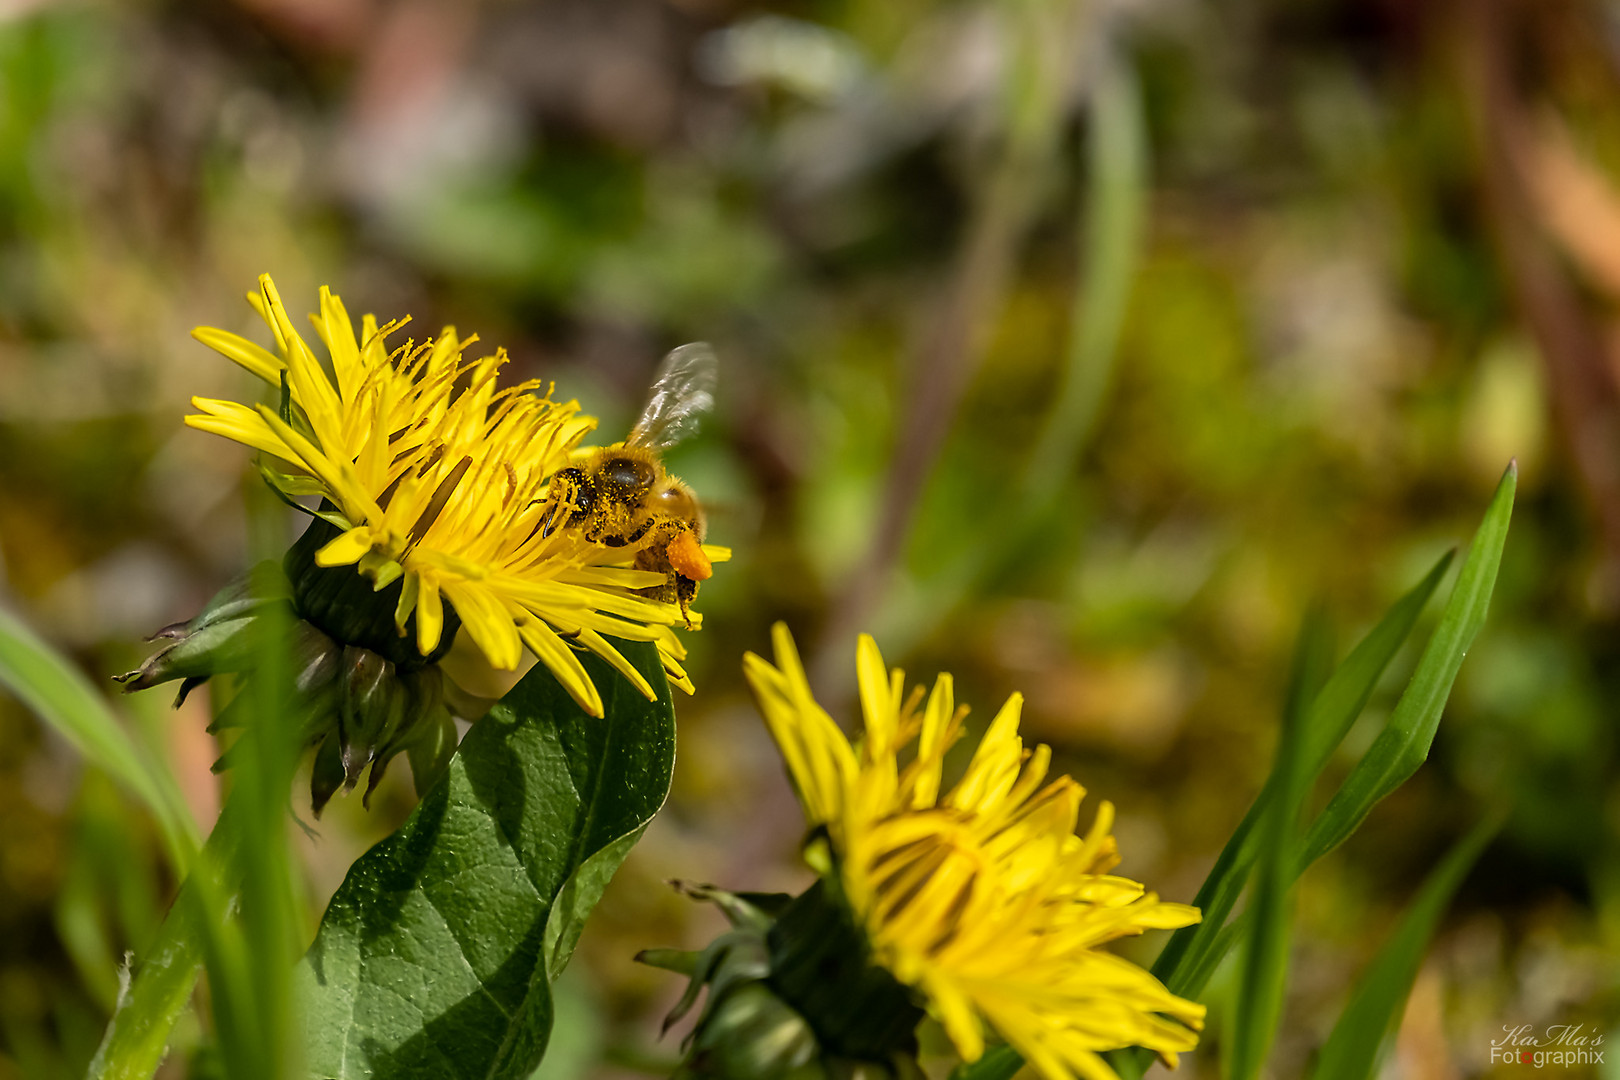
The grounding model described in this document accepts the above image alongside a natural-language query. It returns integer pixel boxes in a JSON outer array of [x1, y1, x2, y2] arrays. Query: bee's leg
[[635, 572, 696, 625], [539, 468, 589, 539], [631, 578, 678, 604], [536, 474, 569, 540], [599, 517, 656, 548], [620, 517, 685, 557], [675, 574, 698, 629], [536, 505, 562, 542]]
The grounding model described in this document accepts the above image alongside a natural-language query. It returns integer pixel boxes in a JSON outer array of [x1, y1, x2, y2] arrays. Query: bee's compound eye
[[601, 456, 656, 491]]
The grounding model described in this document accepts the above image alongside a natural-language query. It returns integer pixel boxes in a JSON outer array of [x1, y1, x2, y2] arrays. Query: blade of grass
[[199, 476, 304, 1080], [1309, 815, 1500, 1080], [1225, 611, 1328, 1080], [90, 674, 304, 1080], [1147, 549, 1454, 1003], [1296, 462, 1516, 871], [958, 352, 1459, 1080], [0, 605, 200, 872], [1121, 464, 1517, 1077], [1294, 555, 1453, 779], [91, 482, 307, 1080], [946, 65, 1146, 1080], [86, 796, 247, 1080], [199, 606, 302, 1080], [54, 773, 163, 1012], [938, 48, 1154, 1076]]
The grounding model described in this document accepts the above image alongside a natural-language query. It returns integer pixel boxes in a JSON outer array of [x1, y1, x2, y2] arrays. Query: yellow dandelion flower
[[188, 273, 704, 717], [742, 624, 1207, 1080]]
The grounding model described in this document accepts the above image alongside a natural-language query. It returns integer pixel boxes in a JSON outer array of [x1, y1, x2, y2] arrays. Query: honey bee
[[543, 343, 718, 624]]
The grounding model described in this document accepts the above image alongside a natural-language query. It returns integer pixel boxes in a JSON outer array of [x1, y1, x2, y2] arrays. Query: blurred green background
[[0, 0, 1615, 1077]]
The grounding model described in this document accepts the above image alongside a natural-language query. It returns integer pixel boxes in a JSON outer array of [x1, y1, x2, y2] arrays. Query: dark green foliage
[[1309, 817, 1500, 1080], [298, 641, 675, 1080]]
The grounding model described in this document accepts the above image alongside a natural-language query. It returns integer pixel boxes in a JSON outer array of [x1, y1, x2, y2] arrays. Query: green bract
[[115, 551, 460, 815], [639, 883, 926, 1080]]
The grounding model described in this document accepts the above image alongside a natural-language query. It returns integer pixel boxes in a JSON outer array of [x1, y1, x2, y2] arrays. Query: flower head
[[187, 273, 712, 717], [741, 625, 1206, 1080]]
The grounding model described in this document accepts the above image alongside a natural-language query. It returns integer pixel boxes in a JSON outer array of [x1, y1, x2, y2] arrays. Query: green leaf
[[1310, 817, 1499, 1080], [1225, 611, 1325, 1080], [1296, 462, 1516, 871], [0, 605, 200, 872], [543, 828, 643, 981], [1147, 548, 1454, 1004], [297, 639, 675, 1080]]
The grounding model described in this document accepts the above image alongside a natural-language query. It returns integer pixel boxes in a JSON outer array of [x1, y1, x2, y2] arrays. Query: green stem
[[86, 794, 249, 1080]]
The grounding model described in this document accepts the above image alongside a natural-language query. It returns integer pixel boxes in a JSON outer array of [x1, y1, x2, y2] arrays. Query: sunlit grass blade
[[1117, 464, 1516, 1079], [0, 605, 200, 872], [195, 860, 266, 1080], [1308, 815, 1499, 1080], [198, 583, 303, 1080], [90, 688, 304, 1080], [86, 797, 248, 1080], [87, 907, 202, 1080], [1295, 553, 1455, 779], [92, 486, 305, 1080], [54, 774, 163, 1012], [1146, 549, 1454, 1004], [1225, 611, 1328, 1080], [1297, 462, 1516, 871]]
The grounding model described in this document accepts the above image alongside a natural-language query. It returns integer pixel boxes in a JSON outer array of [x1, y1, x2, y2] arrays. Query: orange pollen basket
[[667, 530, 712, 580]]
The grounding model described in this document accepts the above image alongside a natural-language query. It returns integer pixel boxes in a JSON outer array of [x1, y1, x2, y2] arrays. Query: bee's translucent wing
[[626, 342, 718, 451]]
